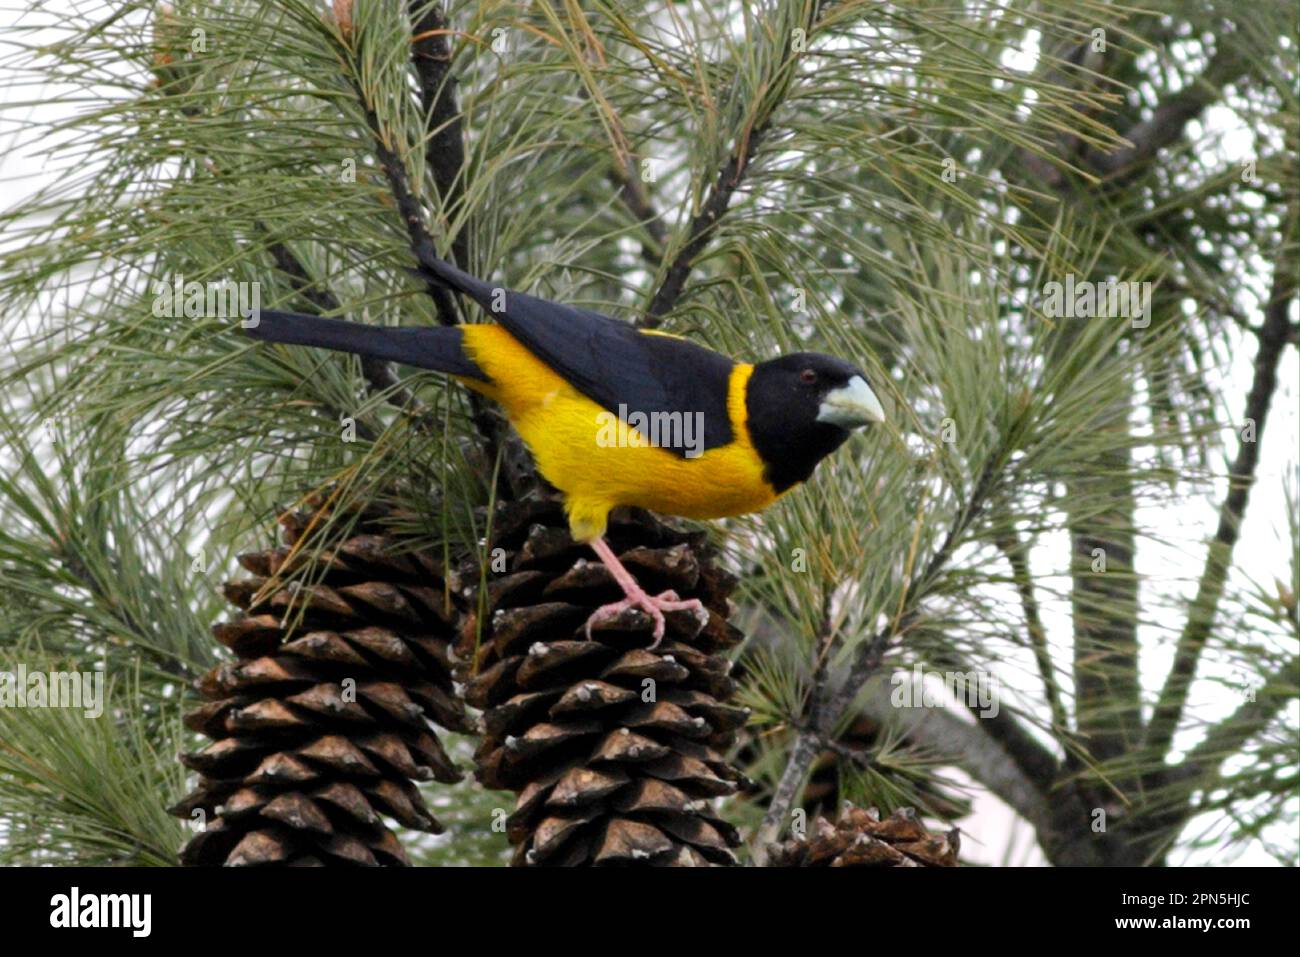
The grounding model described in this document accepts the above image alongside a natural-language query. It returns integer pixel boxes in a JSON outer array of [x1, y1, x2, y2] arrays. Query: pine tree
[[0, 0, 1295, 868]]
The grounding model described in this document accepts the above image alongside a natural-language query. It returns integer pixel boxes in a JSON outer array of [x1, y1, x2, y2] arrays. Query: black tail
[[245, 310, 486, 380]]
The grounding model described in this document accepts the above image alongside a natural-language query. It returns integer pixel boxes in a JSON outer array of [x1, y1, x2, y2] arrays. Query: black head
[[745, 352, 884, 492]]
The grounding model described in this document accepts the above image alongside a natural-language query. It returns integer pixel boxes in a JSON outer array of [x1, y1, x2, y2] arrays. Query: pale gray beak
[[817, 375, 885, 429]]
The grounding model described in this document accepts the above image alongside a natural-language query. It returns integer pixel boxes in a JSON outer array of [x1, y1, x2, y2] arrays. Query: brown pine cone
[[459, 495, 750, 865], [170, 490, 474, 865], [768, 804, 960, 867]]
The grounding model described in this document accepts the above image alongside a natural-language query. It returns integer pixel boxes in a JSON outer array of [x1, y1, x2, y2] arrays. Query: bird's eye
[[800, 368, 818, 385]]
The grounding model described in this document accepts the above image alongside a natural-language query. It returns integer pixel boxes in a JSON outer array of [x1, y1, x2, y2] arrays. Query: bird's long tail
[[245, 310, 486, 380]]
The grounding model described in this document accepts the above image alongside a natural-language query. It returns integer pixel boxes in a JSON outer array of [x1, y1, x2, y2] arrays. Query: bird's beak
[[817, 375, 886, 429]]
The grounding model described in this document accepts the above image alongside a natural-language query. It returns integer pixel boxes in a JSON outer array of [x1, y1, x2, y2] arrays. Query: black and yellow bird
[[247, 254, 885, 645]]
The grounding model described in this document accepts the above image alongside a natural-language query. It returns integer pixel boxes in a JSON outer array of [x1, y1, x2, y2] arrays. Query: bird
[[245, 252, 886, 647]]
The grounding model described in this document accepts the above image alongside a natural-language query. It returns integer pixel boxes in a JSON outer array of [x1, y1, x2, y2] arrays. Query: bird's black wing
[[418, 252, 735, 455]]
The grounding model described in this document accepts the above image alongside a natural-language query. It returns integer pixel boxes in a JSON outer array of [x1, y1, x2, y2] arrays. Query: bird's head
[[745, 352, 885, 492]]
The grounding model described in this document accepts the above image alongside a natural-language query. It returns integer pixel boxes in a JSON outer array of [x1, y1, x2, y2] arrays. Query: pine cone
[[460, 495, 750, 866], [767, 804, 960, 867], [170, 490, 474, 866]]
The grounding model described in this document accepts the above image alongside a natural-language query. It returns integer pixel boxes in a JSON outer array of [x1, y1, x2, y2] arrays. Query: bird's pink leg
[[584, 537, 708, 648]]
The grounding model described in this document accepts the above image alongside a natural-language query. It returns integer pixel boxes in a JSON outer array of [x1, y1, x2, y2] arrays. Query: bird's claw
[[584, 589, 707, 649]]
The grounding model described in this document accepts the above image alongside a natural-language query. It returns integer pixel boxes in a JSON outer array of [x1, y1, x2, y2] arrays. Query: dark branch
[[641, 130, 768, 326], [973, 707, 1061, 791], [354, 96, 462, 328], [408, 0, 470, 271]]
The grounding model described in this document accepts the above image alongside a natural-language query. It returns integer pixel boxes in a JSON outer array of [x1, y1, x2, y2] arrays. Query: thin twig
[[754, 592, 835, 858], [997, 532, 1070, 744], [639, 1, 826, 326], [826, 451, 1006, 725]]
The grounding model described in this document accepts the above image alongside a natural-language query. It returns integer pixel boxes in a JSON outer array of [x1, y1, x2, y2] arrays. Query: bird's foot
[[584, 587, 708, 649]]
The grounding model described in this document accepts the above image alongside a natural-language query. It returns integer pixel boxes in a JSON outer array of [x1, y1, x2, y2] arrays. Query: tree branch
[[640, 1, 825, 326], [1081, 44, 1252, 182], [408, 0, 470, 271], [998, 532, 1071, 744], [1178, 655, 1298, 780], [405, 4, 540, 493], [353, 91, 462, 328], [752, 729, 821, 864], [855, 681, 1055, 836], [753, 594, 835, 861], [326, 10, 535, 492], [1067, 438, 1142, 767], [1144, 210, 1298, 761], [1017, 32, 1252, 191], [641, 129, 766, 325]]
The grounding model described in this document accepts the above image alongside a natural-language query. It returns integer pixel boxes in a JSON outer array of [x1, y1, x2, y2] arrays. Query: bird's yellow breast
[[457, 324, 781, 541]]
